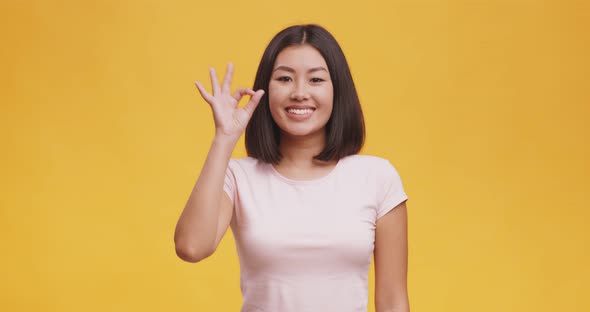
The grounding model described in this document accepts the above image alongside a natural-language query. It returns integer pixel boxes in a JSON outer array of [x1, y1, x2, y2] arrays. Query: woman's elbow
[[175, 244, 213, 263]]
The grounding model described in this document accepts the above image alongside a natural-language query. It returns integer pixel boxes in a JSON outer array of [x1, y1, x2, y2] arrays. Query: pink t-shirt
[[223, 154, 408, 312]]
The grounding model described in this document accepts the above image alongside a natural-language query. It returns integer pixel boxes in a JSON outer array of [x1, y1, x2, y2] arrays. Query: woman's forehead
[[273, 45, 328, 71]]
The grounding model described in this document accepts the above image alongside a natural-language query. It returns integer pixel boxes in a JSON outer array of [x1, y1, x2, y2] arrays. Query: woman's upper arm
[[212, 191, 234, 252], [374, 200, 410, 311]]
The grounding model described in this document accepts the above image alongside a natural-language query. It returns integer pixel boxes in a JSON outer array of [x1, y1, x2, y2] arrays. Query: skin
[[175, 64, 265, 262], [269, 44, 337, 179], [375, 201, 410, 312], [181, 44, 409, 311]]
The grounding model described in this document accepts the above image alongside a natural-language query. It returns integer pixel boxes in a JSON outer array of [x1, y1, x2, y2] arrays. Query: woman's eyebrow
[[308, 67, 328, 73], [273, 66, 328, 73]]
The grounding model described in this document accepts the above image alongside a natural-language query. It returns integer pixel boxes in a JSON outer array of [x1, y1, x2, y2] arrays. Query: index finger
[[209, 67, 221, 96], [232, 88, 255, 102]]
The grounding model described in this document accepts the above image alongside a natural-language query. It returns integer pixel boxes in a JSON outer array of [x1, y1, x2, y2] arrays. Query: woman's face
[[268, 44, 334, 139]]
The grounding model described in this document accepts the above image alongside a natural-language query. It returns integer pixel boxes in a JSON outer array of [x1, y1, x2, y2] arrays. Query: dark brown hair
[[245, 24, 365, 164]]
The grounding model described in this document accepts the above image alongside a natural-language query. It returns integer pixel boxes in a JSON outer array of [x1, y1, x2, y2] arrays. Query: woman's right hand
[[194, 62, 265, 140]]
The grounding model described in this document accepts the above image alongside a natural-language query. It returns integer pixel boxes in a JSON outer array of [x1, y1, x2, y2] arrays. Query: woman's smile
[[285, 105, 316, 120]]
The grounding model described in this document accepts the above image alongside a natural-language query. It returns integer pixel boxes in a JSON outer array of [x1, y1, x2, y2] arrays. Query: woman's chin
[[279, 126, 325, 139]]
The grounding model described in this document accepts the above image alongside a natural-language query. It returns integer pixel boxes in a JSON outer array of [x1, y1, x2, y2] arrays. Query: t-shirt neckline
[[268, 157, 346, 186]]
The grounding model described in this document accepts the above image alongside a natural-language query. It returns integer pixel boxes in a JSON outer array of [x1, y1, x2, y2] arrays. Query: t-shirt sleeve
[[376, 159, 408, 219], [223, 159, 237, 205]]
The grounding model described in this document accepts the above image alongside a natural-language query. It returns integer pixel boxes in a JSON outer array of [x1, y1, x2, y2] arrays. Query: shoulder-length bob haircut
[[245, 24, 365, 164]]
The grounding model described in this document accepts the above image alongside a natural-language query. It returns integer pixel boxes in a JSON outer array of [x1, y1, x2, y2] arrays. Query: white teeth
[[287, 108, 314, 115]]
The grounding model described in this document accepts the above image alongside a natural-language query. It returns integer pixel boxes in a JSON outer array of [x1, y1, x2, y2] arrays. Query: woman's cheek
[[315, 87, 334, 105], [268, 84, 287, 103]]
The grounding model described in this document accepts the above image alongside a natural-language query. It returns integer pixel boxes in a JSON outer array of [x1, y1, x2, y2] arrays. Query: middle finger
[[209, 67, 221, 96], [221, 62, 234, 94]]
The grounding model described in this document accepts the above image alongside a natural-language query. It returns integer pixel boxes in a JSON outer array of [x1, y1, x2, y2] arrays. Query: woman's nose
[[290, 81, 310, 101]]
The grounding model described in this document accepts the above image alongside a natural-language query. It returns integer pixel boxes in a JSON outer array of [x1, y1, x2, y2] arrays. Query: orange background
[[1, 0, 588, 311]]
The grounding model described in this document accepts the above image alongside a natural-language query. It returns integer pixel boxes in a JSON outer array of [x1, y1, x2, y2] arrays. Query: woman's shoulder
[[228, 156, 270, 174], [229, 156, 258, 166], [343, 154, 393, 168], [228, 156, 260, 169], [342, 154, 403, 177]]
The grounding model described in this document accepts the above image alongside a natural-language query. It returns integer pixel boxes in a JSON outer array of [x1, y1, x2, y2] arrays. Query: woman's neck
[[277, 131, 334, 169]]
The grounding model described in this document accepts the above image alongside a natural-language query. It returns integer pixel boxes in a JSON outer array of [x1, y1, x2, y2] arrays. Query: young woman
[[174, 24, 410, 312]]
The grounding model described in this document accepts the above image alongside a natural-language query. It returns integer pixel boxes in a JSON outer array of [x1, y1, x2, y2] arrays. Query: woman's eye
[[310, 78, 324, 83], [277, 76, 292, 82]]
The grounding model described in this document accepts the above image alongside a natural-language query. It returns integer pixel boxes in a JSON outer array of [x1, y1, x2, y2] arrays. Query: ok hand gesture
[[194, 63, 265, 140]]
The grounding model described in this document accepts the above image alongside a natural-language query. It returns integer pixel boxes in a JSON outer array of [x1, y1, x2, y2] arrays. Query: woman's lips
[[285, 108, 315, 121]]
